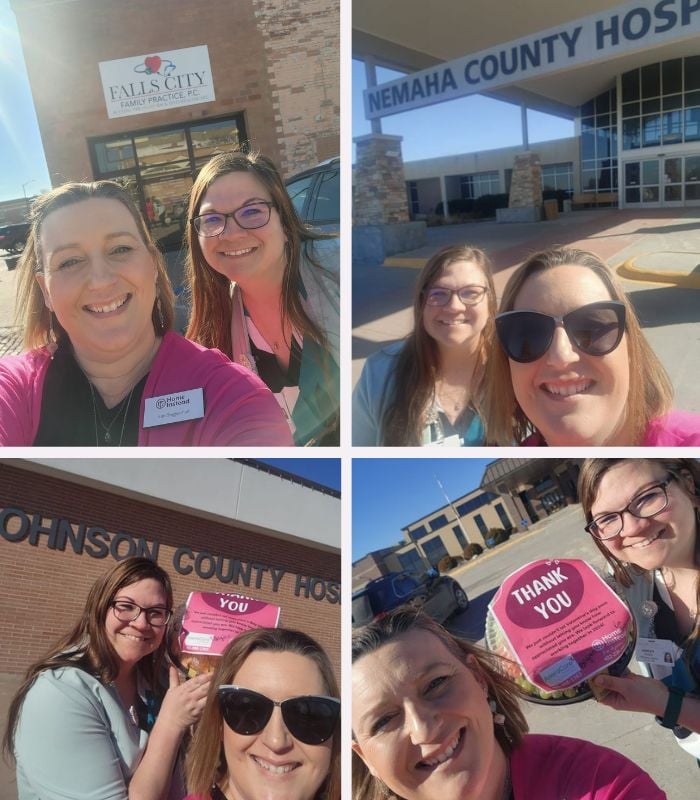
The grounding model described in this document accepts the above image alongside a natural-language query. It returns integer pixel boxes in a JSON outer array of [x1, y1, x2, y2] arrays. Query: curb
[[616, 253, 700, 288]]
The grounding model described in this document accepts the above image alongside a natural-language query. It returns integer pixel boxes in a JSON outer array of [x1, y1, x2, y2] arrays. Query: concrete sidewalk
[[352, 208, 700, 413]]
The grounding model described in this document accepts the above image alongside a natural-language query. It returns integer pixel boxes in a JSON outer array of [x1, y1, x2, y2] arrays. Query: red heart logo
[[144, 55, 162, 74]]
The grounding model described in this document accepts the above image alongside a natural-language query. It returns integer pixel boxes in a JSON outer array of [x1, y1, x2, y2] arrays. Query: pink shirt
[[0, 333, 293, 446], [511, 734, 666, 799]]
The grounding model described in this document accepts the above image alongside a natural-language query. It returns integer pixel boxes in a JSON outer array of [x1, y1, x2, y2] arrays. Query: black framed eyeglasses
[[495, 301, 626, 363], [424, 285, 487, 307], [585, 477, 672, 541], [109, 600, 172, 627], [218, 686, 339, 745], [191, 201, 274, 237]]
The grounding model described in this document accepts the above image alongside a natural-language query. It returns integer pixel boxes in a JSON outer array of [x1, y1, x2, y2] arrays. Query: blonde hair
[[351, 609, 528, 800], [483, 247, 673, 445], [14, 181, 174, 351], [185, 627, 340, 800], [381, 244, 497, 445]]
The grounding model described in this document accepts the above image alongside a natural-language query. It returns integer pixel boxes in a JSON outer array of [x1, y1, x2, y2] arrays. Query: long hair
[[381, 244, 496, 445], [578, 458, 700, 664], [483, 247, 673, 445], [352, 609, 528, 800], [185, 150, 334, 359], [14, 181, 174, 351], [3, 557, 173, 763], [185, 627, 340, 800]]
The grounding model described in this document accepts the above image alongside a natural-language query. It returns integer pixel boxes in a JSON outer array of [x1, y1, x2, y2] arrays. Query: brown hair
[[351, 609, 528, 800], [381, 244, 496, 445], [3, 557, 173, 763], [14, 180, 174, 351], [185, 627, 340, 800], [483, 247, 673, 445], [578, 458, 700, 663], [185, 150, 334, 358]]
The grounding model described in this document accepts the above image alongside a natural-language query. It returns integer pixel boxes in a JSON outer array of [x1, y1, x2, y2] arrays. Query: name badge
[[635, 637, 678, 666], [435, 433, 462, 447], [143, 388, 204, 428]]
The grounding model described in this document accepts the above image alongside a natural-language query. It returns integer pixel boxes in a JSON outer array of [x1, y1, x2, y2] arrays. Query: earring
[[156, 292, 165, 330], [488, 698, 506, 727], [47, 312, 57, 359]]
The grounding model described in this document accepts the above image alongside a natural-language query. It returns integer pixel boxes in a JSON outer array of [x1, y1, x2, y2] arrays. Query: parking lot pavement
[[352, 209, 700, 411]]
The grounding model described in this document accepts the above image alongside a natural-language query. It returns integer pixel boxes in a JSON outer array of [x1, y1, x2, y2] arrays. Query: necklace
[[86, 381, 135, 446]]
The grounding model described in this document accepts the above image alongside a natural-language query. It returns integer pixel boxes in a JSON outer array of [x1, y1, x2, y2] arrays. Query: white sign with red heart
[[99, 45, 215, 119]]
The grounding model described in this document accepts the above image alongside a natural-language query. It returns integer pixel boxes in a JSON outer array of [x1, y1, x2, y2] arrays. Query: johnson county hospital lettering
[[365, 0, 700, 118]]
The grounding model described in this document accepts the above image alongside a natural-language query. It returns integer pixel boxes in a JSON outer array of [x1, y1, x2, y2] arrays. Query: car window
[[393, 574, 419, 597], [309, 168, 339, 223], [285, 174, 316, 217], [352, 592, 373, 626]]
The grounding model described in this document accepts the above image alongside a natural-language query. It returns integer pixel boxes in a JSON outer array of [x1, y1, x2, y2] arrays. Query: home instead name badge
[[143, 388, 204, 427]]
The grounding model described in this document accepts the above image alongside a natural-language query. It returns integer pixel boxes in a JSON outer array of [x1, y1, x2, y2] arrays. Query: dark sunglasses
[[218, 686, 340, 745], [495, 301, 626, 363]]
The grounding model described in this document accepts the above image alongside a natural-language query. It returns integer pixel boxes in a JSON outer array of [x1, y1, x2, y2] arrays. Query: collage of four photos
[[1, 0, 700, 798]]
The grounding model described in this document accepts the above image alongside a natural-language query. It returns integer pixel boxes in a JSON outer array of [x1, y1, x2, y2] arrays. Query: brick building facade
[[10, 0, 339, 243], [0, 459, 341, 678]]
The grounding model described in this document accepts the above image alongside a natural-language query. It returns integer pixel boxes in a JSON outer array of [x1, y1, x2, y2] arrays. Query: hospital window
[[494, 503, 511, 530], [541, 163, 573, 193], [460, 171, 499, 199], [579, 87, 618, 193], [422, 537, 449, 568], [452, 525, 467, 549], [398, 549, 425, 574], [407, 180, 420, 215], [621, 56, 700, 149], [429, 514, 448, 531]]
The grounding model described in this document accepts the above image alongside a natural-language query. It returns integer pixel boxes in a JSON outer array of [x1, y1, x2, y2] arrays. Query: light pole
[[22, 180, 36, 215]]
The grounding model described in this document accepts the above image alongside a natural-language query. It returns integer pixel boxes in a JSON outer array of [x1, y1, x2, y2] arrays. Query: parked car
[[352, 569, 469, 628], [0, 222, 31, 254], [284, 156, 339, 232]]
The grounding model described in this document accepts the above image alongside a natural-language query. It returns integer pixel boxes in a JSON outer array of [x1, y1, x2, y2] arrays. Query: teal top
[[352, 342, 486, 446], [14, 667, 183, 800]]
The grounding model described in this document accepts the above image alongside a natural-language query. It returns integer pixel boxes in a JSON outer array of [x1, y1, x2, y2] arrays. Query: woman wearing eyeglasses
[[184, 627, 340, 800], [3, 557, 212, 800], [579, 459, 700, 760], [184, 151, 340, 446], [484, 247, 700, 446], [0, 180, 292, 446], [352, 244, 496, 446], [352, 608, 665, 800]]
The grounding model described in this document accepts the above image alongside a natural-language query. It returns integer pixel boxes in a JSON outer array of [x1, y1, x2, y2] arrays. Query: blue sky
[[0, 0, 50, 203], [257, 459, 341, 492], [352, 459, 495, 562], [352, 59, 574, 162]]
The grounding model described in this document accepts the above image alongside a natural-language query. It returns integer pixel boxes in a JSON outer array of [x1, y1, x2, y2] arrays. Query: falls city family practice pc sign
[[99, 45, 215, 119], [364, 0, 700, 119]]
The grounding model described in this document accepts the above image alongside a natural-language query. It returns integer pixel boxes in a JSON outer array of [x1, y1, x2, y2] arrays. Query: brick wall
[[13, 0, 339, 183], [0, 463, 340, 677]]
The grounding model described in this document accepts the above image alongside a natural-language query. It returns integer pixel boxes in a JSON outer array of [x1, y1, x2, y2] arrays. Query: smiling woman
[[0, 180, 292, 446], [2, 557, 212, 800], [484, 247, 700, 446], [352, 244, 496, 446], [184, 627, 340, 800], [184, 151, 340, 446], [352, 609, 666, 800]]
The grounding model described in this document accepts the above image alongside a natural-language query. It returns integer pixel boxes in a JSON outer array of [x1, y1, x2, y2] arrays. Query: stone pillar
[[496, 151, 543, 223], [353, 133, 426, 264]]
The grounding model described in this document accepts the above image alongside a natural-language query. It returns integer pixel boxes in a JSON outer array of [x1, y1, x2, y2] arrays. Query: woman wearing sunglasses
[[484, 247, 700, 446], [352, 608, 665, 800], [579, 459, 700, 760], [184, 151, 340, 446], [184, 627, 340, 800], [353, 244, 496, 445], [3, 557, 211, 800]]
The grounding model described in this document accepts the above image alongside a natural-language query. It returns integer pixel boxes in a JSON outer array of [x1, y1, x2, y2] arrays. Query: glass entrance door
[[624, 154, 698, 206]]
